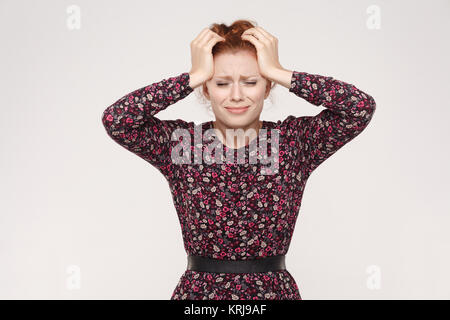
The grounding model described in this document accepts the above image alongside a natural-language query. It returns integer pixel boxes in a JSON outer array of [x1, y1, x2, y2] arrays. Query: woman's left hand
[[241, 26, 284, 81]]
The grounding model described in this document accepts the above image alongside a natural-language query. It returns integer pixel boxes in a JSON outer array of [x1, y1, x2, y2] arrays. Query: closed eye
[[217, 82, 257, 86]]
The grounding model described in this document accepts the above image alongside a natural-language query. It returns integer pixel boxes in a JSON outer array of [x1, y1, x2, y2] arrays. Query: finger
[[199, 31, 221, 47], [255, 26, 275, 41], [206, 35, 224, 49], [195, 28, 210, 42], [242, 28, 267, 42], [241, 34, 262, 48], [198, 29, 223, 45]]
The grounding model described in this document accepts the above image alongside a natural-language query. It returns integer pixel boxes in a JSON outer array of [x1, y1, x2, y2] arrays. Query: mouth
[[224, 105, 250, 114]]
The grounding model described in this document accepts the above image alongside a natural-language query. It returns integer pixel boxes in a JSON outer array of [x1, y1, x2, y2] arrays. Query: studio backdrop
[[1, 0, 449, 299]]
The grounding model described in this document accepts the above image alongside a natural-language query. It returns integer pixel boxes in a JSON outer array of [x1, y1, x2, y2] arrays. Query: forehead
[[215, 74, 258, 79], [213, 51, 259, 79]]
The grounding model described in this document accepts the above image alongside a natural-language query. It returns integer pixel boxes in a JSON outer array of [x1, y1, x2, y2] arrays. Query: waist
[[186, 254, 286, 274]]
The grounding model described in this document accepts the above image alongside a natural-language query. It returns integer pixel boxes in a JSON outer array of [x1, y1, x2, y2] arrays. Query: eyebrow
[[215, 75, 258, 80]]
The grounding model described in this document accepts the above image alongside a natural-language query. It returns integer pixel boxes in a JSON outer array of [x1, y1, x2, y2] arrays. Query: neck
[[212, 119, 262, 149]]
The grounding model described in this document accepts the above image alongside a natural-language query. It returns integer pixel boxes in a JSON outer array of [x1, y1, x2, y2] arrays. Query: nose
[[230, 82, 245, 101]]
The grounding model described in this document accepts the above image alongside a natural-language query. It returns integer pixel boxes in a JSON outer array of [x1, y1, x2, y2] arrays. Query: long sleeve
[[283, 71, 376, 173], [101, 72, 194, 176]]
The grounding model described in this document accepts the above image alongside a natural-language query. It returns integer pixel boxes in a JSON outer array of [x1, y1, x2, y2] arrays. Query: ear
[[264, 80, 272, 99], [203, 83, 210, 100]]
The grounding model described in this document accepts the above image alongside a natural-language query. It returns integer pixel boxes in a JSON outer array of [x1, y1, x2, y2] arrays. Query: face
[[203, 50, 271, 129]]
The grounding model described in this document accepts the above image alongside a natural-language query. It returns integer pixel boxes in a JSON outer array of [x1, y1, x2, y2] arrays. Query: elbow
[[358, 94, 376, 128], [368, 95, 376, 113], [365, 95, 376, 122], [101, 106, 115, 133], [350, 94, 376, 129]]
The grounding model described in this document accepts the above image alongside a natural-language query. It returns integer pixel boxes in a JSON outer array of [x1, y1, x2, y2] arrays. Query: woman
[[101, 20, 376, 300]]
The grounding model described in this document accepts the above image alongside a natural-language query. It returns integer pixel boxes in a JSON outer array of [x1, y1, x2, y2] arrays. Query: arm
[[101, 72, 194, 176], [282, 70, 376, 173]]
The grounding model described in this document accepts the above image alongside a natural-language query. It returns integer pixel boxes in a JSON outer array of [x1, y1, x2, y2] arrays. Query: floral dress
[[101, 70, 376, 300]]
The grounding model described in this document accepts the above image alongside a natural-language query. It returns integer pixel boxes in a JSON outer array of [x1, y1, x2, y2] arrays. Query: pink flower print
[[106, 114, 113, 122], [126, 118, 133, 124]]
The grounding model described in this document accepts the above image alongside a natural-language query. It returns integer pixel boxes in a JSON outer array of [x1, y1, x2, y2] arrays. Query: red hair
[[198, 19, 277, 103]]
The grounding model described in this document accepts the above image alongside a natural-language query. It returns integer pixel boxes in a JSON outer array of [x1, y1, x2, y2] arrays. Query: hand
[[241, 26, 284, 81], [189, 28, 225, 88]]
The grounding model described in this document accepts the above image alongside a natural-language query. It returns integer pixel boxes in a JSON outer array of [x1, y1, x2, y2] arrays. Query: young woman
[[101, 20, 376, 300]]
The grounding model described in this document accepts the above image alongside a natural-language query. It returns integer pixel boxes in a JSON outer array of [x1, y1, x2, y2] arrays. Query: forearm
[[288, 71, 376, 122], [267, 67, 294, 89], [286, 70, 376, 173], [188, 71, 206, 90], [102, 72, 193, 134], [101, 72, 194, 171]]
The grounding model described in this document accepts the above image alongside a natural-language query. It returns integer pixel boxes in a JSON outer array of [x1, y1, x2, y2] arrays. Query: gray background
[[1, 0, 449, 299]]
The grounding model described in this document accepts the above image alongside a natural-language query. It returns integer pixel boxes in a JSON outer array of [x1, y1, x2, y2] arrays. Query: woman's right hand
[[189, 28, 225, 89]]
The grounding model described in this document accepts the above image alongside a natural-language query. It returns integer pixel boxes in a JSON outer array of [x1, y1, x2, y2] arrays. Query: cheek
[[209, 90, 228, 103]]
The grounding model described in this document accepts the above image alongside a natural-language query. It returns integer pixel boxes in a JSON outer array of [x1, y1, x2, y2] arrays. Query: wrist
[[268, 67, 293, 89], [188, 71, 207, 89]]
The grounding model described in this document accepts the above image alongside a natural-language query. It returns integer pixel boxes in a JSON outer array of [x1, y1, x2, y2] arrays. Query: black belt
[[187, 254, 286, 274]]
